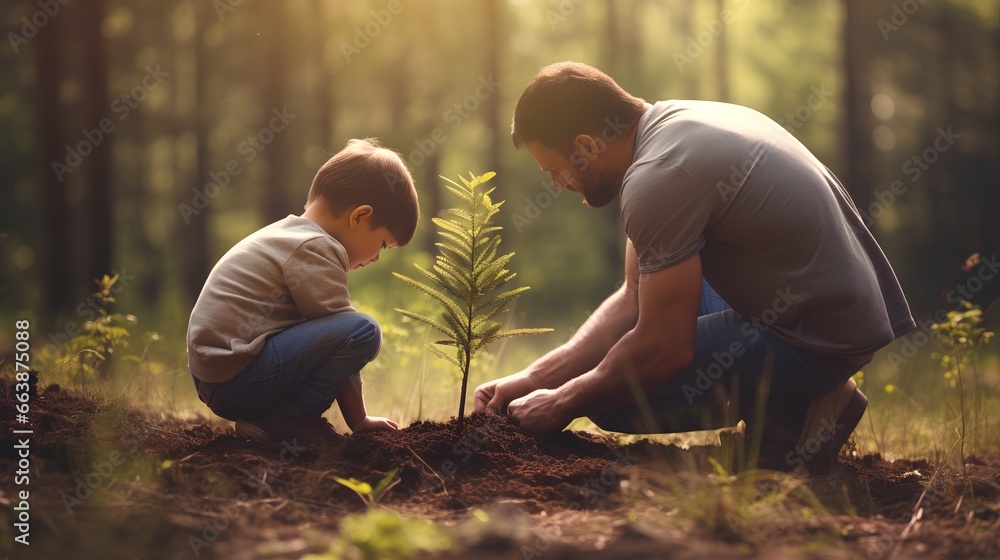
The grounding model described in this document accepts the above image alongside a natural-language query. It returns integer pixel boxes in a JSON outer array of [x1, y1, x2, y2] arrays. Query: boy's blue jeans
[[591, 280, 862, 440], [192, 312, 382, 421]]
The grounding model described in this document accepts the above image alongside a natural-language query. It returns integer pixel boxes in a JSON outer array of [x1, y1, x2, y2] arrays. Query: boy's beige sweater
[[187, 215, 355, 383]]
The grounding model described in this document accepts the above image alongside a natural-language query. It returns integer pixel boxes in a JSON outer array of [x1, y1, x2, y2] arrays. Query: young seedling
[[48, 274, 157, 392], [931, 300, 995, 473], [394, 171, 552, 432], [333, 468, 400, 508]]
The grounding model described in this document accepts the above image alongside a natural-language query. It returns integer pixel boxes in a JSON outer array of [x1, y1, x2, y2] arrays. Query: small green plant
[[303, 508, 453, 560], [332, 469, 400, 507], [50, 274, 159, 387], [393, 171, 552, 432], [931, 301, 996, 468]]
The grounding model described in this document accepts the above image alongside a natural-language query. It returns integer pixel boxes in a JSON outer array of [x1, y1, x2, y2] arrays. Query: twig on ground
[[175, 451, 201, 464], [407, 445, 449, 495], [126, 416, 197, 439], [895, 436, 962, 552]]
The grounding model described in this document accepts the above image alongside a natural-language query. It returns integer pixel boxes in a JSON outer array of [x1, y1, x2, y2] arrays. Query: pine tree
[[394, 171, 552, 432]]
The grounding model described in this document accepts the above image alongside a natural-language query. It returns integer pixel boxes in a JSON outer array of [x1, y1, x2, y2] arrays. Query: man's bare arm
[[474, 239, 640, 412], [506, 253, 704, 431], [527, 238, 641, 389]]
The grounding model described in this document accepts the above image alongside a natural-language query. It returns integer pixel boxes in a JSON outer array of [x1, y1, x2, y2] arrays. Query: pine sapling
[[394, 172, 552, 432]]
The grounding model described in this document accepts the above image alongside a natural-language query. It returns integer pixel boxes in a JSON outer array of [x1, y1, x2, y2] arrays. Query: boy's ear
[[348, 205, 374, 229]]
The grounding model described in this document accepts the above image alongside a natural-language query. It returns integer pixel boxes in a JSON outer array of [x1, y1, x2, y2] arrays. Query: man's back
[[621, 100, 915, 357]]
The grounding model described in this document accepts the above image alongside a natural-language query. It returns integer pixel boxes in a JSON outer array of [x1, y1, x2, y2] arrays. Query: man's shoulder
[[638, 100, 778, 148], [625, 99, 789, 196], [621, 160, 701, 201]]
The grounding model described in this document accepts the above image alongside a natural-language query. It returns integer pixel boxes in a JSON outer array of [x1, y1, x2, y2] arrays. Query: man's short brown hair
[[511, 62, 647, 155], [307, 138, 419, 245]]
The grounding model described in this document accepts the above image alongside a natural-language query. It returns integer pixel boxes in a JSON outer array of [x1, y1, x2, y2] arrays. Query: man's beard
[[575, 169, 621, 208]]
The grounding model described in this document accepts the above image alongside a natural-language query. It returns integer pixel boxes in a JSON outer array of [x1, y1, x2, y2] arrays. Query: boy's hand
[[352, 416, 399, 433]]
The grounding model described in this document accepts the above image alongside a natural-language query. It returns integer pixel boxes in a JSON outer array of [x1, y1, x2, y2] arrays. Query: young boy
[[186, 138, 419, 441]]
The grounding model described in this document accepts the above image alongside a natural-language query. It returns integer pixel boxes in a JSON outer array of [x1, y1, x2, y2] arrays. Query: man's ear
[[573, 134, 601, 162], [348, 205, 374, 229]]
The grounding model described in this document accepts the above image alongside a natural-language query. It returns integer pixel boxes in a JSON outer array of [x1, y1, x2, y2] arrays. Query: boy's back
[[186, 138, 417, 440], [187, 215, 355, 383]]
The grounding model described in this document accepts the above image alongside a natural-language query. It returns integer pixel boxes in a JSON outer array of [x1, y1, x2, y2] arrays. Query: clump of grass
[[629, 458, 828, 540]]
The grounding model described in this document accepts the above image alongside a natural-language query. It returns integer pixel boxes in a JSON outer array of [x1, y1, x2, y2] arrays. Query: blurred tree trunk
[[124, 11, 160, 310], [315, 0, 336, 151], [677, 0, 700, 98], [605, 0, 622, 73], [599, 0, 629, 271], [421, 150, 443, 253], [388, 56, 410, 133], [715, 0, 729, 101], [402, 3, 444, 254], [182, 1, 212, 306], [130, 109, 164, 308], [79, 0, 114, 284], [841, 0, 874, 211], [625, 1, 643, 87], [484, 0, 503, 182], [36, 3, 70, 323], [260, 2, 292, 224]]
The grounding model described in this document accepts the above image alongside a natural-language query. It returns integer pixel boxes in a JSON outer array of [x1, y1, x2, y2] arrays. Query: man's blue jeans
[[192, 312, 382, 421], [591, 280, 861, 441]]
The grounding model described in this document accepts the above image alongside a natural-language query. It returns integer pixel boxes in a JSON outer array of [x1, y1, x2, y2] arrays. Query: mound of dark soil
[[4, 378, 999, 560], [327, 412, 670, 511]]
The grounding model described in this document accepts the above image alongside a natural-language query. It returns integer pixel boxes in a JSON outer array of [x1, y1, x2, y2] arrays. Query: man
[[473, 62, 916, 470]]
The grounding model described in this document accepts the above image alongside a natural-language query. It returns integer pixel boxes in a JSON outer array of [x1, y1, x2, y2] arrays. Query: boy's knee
[[346, 313, 382, 359]]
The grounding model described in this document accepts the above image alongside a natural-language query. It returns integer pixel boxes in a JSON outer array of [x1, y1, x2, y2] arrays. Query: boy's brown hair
[[511, 62, 647, 156], [307, 138, 419, 245]]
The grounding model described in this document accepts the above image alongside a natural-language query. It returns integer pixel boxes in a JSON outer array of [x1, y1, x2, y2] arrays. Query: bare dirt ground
[[1, 379, 998, 560]]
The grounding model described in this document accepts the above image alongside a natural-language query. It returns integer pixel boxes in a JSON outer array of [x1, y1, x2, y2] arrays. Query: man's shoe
[[234, 402, 341, 442], [797, 377, 867, 460], [234, 418, 271, 440], [755, 378, 867, 471]]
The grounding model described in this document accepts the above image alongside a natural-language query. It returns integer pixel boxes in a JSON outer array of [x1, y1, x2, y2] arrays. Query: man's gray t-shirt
[[621, 100, 915, 358]]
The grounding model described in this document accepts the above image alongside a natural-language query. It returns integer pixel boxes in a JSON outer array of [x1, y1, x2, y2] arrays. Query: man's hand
[[508, 388, 572, 433], [351, 416, 399, 433], [473, 372, 540, 414]]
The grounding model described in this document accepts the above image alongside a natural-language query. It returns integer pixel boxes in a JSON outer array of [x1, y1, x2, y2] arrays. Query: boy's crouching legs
[[281, 312, 382, 419], [198, 312, 383, 431]]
